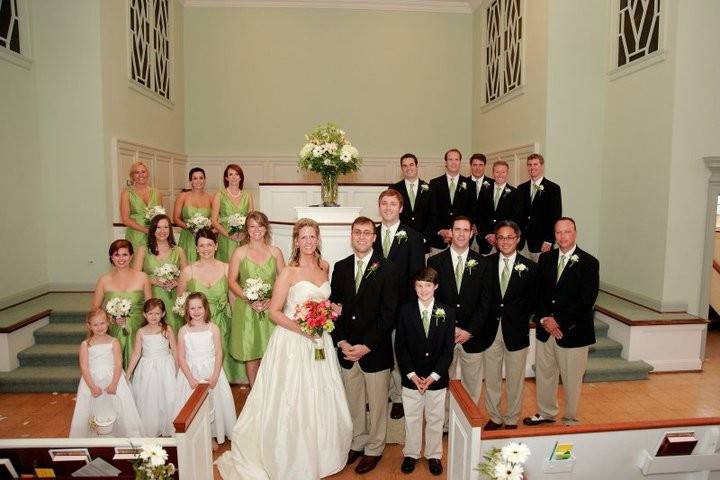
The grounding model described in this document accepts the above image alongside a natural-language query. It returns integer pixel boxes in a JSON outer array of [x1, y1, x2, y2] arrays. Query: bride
[[217, 218, 353, 479]]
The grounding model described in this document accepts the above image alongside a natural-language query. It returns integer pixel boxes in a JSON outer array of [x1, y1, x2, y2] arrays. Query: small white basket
[[92, 414, 117, 435]]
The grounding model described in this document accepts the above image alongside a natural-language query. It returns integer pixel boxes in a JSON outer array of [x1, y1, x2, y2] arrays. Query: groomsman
[[518, 153, 562, 261], [524, 217, 599, 427], [427, 149, 473, 252], [427, 216, 490, 408], [482, 220, 537, 430], [331, 217, 399, 474], [389, 153, 432, 250], [475, 161, 522, 254], [467, 153, 494, 252], [373, 189, 426, 420]]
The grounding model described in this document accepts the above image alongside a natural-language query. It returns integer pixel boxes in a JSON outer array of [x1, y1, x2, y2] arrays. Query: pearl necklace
[[226, 187, 242, 198]]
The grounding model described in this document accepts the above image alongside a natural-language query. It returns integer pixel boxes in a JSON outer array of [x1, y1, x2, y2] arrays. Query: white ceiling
[[180, 0, 481, 14]]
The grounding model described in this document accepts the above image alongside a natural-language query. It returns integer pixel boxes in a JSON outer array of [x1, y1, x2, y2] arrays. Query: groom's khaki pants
[[341, 363, 390, 456]]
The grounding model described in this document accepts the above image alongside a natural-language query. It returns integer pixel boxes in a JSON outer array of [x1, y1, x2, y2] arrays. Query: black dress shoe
[[390, 402, 405, 419], [484, 419, 503, 431], [400, 457, 416, 473], [347, 449, 363, 466], [504, 424, 518, 430], [523, 414, 556, 426], [428, 458, 443, 476], [355, 455, 382, 474]]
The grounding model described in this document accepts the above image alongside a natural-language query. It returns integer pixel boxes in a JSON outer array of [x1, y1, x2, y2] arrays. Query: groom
[[331, 216, 399, 474]]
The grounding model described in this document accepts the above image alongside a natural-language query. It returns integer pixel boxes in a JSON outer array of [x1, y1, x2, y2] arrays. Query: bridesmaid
[[133, 214, 188, 335], [92, 239, 152, 369], [177, 228, 246, 384], [120, 161, 163, 251], [227, 211, 285, 387], [173, 167, 213, 264], [211, 164, 254, 263]]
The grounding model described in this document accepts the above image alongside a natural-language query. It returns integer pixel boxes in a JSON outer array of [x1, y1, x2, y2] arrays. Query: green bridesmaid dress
[[125, 188, 160, 251], [178, 205, 211, 264], [230, 255, 277, 362], [103, 290, 145, 370], [216, 190, 251, 263], [142, 246, 184, 335], [187, 275, 247, 383]]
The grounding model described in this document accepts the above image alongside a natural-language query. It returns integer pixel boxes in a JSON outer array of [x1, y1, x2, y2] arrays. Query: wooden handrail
[[449, 380, 484, 428], [173, 383, 209, 433], [481, 417, 720, 440]]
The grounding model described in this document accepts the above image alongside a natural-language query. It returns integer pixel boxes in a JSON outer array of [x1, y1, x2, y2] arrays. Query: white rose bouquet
[[105, 297, 133, 333], [244, 277, 272, 302], [186, 213, 211, 234], [144, 205, 167, 225], [226, 213, 247, 237], [152, 263, 180, 291], [172, 292, 189, 317]]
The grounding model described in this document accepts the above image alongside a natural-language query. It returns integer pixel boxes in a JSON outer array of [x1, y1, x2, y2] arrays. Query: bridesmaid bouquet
[[172, 292, 190, 316], [144, 205, 167, 225], [243, 277, 272, 302], [294, 299, 338, 360], [105, 298, 133, 333], [186, 213, 211, 233], [226, 213, 247, 236], [152, 263, 181, 291]]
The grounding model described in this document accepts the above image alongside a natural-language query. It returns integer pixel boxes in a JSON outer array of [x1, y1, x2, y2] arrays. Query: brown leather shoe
[[355, 455, 382, 474], [484, 419, 503, 431], [346, 449, 363, 466], [390, 402, 405, 419]]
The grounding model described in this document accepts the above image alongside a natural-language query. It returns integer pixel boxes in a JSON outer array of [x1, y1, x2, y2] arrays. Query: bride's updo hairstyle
[[289, 218, 323, 268]]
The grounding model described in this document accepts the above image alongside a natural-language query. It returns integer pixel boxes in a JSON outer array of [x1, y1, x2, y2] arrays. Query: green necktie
[[355, 259, 364, 292], [455, 256, 464, 293], [449, 177, 456, 203], [422, 309, 430, 336], [476, 180, 481, 199], [409, 183, 416, 210], [500, 257, 511, 297], [493, 186, 502, 210], [531, 183, 539, 203], [557, 254, 567, 283], [382, 229, 391, 258]]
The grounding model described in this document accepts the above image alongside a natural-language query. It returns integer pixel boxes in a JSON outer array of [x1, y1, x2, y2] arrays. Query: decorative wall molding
[[180, 0, 474, 14], [483, 142, 538, 185]]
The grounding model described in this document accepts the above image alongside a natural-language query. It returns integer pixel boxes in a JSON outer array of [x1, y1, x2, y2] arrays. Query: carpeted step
[[33, 322, 87, 344], [17, 344, 79, 367], [583, 357, 654, 383], [594, 318, 609, 338], [0, 366, 79, 393], [49, 311, 87, 324], [588, 336, 623, 358]]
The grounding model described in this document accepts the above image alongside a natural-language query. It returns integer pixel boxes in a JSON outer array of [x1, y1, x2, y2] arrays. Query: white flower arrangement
[[186, 213, 211, 234], [478, 441, 530, 480], [172, 292, 189, 316], [420, 183, 429, 192], [226, 213, 247, 235], [152, 263, 180, 282], [465, 258, 478, 274], [395, 230, 408, 244], [243, 277, 273, 302], [105, 297, 133, 333], [134, 443, 176, 480], [298, 123, 361, 176], [144, 205, 167, 224]]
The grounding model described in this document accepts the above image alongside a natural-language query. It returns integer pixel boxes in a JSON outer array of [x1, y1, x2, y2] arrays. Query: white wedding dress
[[216, 281, 352, 480]]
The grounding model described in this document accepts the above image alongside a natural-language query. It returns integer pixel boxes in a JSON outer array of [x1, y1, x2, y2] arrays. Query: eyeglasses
[[352, 230, 375, 238], [496, 235, 518, 242]]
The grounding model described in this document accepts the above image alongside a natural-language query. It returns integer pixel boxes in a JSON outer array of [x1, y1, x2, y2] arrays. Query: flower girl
[[69, 309, 142, 437], [174, 292, 236, 447], [126, 298, 178, 436]]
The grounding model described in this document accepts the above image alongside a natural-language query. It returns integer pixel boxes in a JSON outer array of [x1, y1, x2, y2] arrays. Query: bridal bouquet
[[105, 298, 133, 333], [152, 263, 180, 291], [294, 299, 338, 360], [186, 213, 211, 233], [144, 205, 167, 224], [478, 441, 530, 480], [226, 213, 246, 236], [133, 443, 176, 480], [243, 277, 272, 302], [172, 292, 189, 317]]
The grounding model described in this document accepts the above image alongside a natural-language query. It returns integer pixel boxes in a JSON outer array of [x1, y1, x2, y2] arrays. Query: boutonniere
[[569, 254, 580, 265], [395, 230, 408, 244], [420, 183, 429, 193], [458, 181, 467, 191], [503, 187, 512, 196], [537, 184, 545, 192], [434, 307, 446, 324], [514, 263, 528, 277], [465, 259, 478, 274], [364, 261, 380, 279], [482, 180, 491, 188]]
